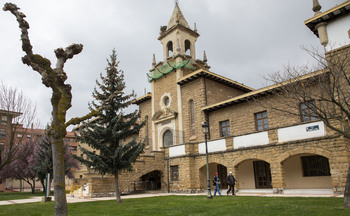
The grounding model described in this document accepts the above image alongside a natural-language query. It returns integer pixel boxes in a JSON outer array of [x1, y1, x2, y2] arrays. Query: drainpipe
[[167, 158, 170, 193]]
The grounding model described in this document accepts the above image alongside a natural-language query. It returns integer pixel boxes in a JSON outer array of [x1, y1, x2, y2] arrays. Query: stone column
[[233, 166, 240, 190], [329, 156, 348, 194], [270, 162, 285, 194]]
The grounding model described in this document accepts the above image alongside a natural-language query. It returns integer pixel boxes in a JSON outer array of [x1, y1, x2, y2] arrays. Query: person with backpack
[[213, 173, 222, 196]]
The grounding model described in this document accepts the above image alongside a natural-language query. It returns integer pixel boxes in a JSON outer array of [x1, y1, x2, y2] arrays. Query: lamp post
[[202, 121, 212, 199]]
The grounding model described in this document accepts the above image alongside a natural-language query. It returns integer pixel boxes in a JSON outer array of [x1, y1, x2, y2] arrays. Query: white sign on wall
[[278, 121, 326, 143], [169, 145, 186, 157], [233, 131, 269, 149], [198, 139, 226, 154]]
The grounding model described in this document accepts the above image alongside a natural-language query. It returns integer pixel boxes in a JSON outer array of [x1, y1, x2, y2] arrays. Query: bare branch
[[65, 109, 99, 128], [3, 3, 33, 56], [261, 46, 350, 139]]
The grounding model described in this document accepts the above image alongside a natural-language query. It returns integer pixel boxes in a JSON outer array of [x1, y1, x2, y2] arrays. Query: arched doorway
[[282, 154, 332, 192], [134, 170, 162, 191], [199, 163, 227, 190], [237, 159, 272, 189]]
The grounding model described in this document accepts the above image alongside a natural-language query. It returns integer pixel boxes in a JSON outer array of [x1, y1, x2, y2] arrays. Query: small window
[[167, 41, 173, 57], [1, 116, 7, 125], [170, 165, 179, 181], [185, 40, 191, 55], [145, 116, 149, 147], [189, 100, 195, 135], [17, 134, 23, 138], [219, 120, 230, 137], [163, 96, 170, 106], [27, 135, 32, 139], [0, 129, 6, 139], [301, 155, 330, 177], [300, 101, 318, 122], [79, 175, 82, 179], [255, 111, 268, 131]]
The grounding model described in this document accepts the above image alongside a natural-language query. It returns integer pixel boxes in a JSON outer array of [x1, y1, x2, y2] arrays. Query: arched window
[[167, 41, 173, 57], [185, 40, 191, 56], [189, 100, 195, 135], [163, 130, 173, 147]]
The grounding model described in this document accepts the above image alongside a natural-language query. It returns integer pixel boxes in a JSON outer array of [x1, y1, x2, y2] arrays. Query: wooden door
[[253, 161, 272, 189]]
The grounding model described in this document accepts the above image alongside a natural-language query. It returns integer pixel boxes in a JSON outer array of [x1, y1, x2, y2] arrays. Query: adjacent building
[[0, 108, 78, 191]]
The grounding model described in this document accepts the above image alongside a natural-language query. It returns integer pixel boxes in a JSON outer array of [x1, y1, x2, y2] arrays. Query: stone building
[[74, 1, 350, 197]]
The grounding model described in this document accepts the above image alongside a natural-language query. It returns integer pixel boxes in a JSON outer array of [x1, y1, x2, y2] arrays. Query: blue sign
[[306, 125, 319, 132]]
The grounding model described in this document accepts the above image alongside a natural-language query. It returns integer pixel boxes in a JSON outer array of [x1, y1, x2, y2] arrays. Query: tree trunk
[[40, 179, 46, 194], [114, 172, 122, 203], [51, 137, 67, 215], [345, 162, 350, 208], [31, 179, 35, 194]]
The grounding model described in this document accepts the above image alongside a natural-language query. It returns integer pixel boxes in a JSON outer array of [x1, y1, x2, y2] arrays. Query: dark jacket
[[213, 176, 220, 186], [227, 175, 236, 186]]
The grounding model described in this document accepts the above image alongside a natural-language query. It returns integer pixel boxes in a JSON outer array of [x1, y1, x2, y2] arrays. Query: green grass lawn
[[0, 195, 349, 216], [0, 191, 53, 201]]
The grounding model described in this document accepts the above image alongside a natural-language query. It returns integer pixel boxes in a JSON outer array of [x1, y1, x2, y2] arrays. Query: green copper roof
[[147, 59, 195, 82]]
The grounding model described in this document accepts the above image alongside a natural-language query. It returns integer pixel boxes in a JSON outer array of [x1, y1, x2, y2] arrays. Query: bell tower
[[147, 2, 208, 150], [158, 3, 199, 62]]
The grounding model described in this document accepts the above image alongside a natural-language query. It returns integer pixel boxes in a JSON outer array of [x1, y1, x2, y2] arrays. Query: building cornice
[[133, 93, 152, 105], [201, 69, 327, 113], [177, 69, 254, 92], [0, 109, 22, 117], [304, 1, 350, 37], [158, 24, 200, 41]]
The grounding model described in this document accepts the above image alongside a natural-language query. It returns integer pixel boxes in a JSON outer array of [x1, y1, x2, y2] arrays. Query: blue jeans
[[214, 184, 221, 196]]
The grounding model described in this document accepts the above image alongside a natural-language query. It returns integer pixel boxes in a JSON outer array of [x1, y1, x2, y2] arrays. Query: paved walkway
[[0, 192, 344, 206]]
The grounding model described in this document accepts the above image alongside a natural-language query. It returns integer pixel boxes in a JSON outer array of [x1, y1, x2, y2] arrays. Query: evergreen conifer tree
[[74, 49, 144, 203]]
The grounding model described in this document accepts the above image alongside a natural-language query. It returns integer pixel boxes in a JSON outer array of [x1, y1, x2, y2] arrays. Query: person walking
[[226, 171, 236, 195], [213, 173, 221, 196]]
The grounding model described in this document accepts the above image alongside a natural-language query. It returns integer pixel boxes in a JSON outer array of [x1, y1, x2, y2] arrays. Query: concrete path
[[0, 192, 344, 206]]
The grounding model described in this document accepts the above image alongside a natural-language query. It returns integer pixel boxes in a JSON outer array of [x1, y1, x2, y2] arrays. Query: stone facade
[[74, 3, 350, 197]]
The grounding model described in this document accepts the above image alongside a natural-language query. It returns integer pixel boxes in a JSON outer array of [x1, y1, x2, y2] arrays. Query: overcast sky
[[0, 0, 345, 130]]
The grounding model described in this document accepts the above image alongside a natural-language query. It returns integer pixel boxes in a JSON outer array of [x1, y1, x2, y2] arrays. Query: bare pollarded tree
[[3, 3, 97, 216], [0, 81, 39, 171], [258, 46, 350, 208]]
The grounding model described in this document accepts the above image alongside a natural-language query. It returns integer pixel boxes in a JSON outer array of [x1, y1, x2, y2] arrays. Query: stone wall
[[205, 78, 246, 106], [78, 151, 166, 197], [138, 99, 153, 153], [180, 77, 206, 143], [166, 134, 349, 194]]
